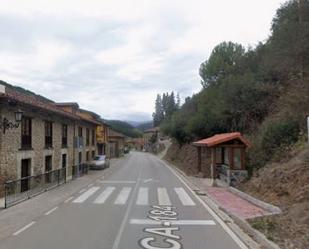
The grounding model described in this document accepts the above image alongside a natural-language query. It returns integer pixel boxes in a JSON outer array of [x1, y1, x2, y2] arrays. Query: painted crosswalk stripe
[[157, 187, 171, 206], [136, 187, 148, 205], [174, 187, 196, 206], [94, 186, 115, 204], [73, 187, 100, 203], [114, 187, 132, 205]]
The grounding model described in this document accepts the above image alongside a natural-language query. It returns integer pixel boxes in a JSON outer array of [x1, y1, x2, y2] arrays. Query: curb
[[162, 159, 282, 249], [229, 187, 281, 214]]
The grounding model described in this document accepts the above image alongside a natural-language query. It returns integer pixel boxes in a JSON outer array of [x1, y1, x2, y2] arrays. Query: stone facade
[[0, 103, 97, 183]]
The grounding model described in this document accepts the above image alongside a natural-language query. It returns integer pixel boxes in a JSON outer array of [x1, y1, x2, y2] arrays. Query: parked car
[[89, 155, 110, 170]]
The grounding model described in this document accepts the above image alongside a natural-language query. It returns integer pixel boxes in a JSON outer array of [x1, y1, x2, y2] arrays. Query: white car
[[89, 155, 110, 170]]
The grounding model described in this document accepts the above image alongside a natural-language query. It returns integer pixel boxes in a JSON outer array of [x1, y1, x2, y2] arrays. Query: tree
[[199, 41, 245, 87], [152, 94, 164, 127]]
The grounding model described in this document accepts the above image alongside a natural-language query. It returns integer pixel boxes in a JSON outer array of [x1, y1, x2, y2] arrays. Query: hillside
[[239, 145, 309, 249], [160, 1, 309, 248], [104, 120, 143, 138]]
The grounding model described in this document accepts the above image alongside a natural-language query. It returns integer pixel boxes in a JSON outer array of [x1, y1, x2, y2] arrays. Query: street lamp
[[0, 109, 23, 134], [15, 109, 23, 122]]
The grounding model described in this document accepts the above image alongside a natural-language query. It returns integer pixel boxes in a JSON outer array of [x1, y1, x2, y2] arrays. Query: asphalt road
[[0, 152, 247, 249]]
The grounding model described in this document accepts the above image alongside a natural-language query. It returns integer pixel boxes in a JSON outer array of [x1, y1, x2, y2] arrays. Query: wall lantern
[[0, 109, 23, 134]]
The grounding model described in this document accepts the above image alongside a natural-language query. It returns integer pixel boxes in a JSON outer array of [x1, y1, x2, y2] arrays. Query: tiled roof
[[193, 132, 250, 147], [0, 86, 79, 120], [108, 129, 126, 138]]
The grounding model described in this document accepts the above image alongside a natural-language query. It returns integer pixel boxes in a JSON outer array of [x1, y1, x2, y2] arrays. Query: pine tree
[[152, 94, 164, 127]]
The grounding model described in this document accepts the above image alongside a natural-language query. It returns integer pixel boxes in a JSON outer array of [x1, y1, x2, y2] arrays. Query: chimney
[[0, 83, 5, 94]]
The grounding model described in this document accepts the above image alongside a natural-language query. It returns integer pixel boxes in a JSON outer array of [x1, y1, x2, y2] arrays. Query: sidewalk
[[188, 177, 271, 219]]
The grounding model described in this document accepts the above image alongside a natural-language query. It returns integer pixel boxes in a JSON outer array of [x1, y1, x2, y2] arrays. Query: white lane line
[[157, 187, 171, 206], [174, 187, 196, 206], [79, 188, 86, 193], [163, 161, 248, 249], [94, 186, 115, 204], [130, 219, 216, 225], [73, 187, 100, 203], [112, 163, 143, 249], [88, 183, 94, 187], [136, 187, 148, 205], [100, 180, 136, 184], [13, 222, 36, 236], [64, 196, 74, 203], [114, 187, 132, 205], [44, 206, 58, 216]]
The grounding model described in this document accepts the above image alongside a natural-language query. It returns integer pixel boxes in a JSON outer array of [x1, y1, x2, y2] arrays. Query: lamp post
[[0, 109, 23, 134]]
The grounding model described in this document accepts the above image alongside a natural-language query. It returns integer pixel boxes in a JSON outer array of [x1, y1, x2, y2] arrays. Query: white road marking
[[100, 180, 136, 184], [157, 187, 171, 206], [114, 187, 132, 205], [112, 165, 143, 249], [130, 219, 215, 225], [94, 186, 115, 204], [13, 222, 36, 236], [44, 206, 58, 216], [88, 183, 94, 187], [73, 187, 100, 203], [79, 188, 86, 193], [174, 187, 196, 206], [64, 196, 74, 203], [136, 187, 148, 205], [163, 161, 249, 249]]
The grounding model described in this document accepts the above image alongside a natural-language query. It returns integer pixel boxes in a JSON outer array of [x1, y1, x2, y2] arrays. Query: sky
[[0, 0, 286, 122]]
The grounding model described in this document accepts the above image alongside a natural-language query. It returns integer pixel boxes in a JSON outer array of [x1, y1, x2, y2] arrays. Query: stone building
[[107, 128, 126, 158], [0, 83, 99, 196]]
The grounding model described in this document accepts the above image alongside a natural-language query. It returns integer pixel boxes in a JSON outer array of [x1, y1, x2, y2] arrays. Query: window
[[86, 151, 89, 161], [45, 156, 52, 183], [86, 128, 90, 146], [62, 124, 68, 147], [78, 126, 83, 137], [62, 154, 67, 168], [21, 117, 32, 149], [45, 121, 53, 148], [91, 150, 95, 159], [91, 129, 95, 145]]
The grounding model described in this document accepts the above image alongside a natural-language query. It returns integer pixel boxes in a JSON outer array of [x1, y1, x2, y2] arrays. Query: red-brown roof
[[193, 132, 250, 147], [108, 129, 126, 138], [0, 85, 100, 125], [1, 86, 79, 120]]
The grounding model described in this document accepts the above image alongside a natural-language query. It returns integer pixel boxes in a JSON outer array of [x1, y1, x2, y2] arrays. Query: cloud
[[0, 0, 286, 121]]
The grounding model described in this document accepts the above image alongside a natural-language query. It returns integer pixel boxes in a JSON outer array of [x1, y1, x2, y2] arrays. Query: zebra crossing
[[70, 186, 196, 207]]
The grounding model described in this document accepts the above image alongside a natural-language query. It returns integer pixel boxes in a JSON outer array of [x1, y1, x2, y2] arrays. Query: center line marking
[[13, 222, 36, 236], [45, 206, 58, 216]]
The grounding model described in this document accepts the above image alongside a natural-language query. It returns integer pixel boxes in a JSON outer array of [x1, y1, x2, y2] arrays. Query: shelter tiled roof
[[193, 132, 250, 147]]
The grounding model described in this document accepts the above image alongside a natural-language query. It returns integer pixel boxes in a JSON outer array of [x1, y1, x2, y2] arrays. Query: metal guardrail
[[4, 168, 66, 208]]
